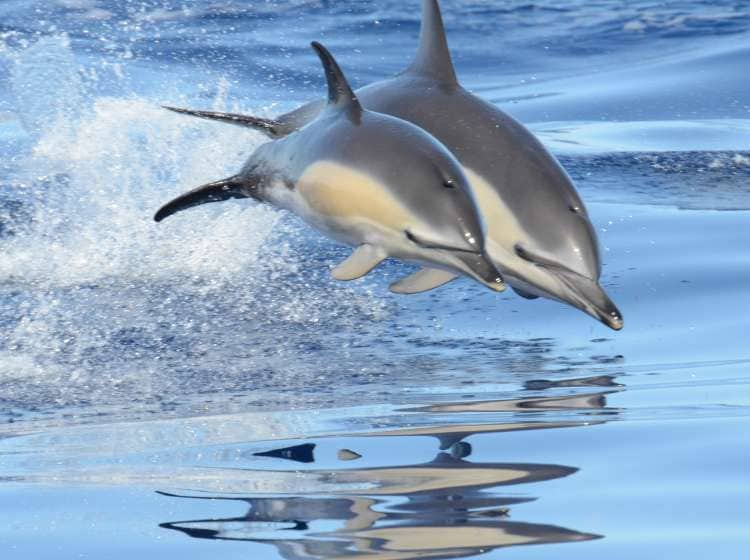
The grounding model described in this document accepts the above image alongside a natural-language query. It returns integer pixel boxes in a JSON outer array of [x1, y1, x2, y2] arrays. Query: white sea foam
[[1, 95, 280, 287], [0, 35, 391, 421], [0, 32, 293, 289]]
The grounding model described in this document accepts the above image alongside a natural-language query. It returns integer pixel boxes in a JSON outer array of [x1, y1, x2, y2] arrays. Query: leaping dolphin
[[164, 0, 623, 330], [155, 42, 505, 295]]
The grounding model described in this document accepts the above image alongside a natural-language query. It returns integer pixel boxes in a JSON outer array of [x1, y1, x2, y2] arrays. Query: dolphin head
[[481, 155, 622, 330], [512, 242, 623, 331], [523, 160, 622, 330]]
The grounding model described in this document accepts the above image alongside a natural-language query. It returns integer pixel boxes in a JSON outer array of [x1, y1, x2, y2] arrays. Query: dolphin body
[[155, 42, 504, 295], [165, 0, 623, 330]]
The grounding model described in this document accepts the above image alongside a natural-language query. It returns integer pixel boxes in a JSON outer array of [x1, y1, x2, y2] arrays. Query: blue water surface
[[1, 1, 749, 559]]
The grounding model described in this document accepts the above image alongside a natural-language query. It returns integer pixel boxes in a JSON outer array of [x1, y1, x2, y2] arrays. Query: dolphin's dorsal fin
[[405, 0, 457, 84], [311, 41, 362, 120]]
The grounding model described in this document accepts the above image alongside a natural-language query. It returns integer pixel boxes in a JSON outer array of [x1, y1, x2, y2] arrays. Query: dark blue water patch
[[3, 1, 749, 107], [562, 151, 750, 210], [0, 173, 74, 239], [0, 196, 27, 239]]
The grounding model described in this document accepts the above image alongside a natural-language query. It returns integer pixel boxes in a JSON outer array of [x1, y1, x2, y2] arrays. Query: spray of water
[[0, 34, 393, 426]]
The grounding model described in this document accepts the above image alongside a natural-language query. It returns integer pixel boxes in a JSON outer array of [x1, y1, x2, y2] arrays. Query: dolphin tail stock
[[154, 175, 259, 223], [163, 1, 460, 137], [404, 0, 458, 84], [162, 105, 291, 138]]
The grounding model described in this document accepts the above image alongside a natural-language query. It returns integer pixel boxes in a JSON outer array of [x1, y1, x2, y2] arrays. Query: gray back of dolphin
[[163, 0, 622, 330]]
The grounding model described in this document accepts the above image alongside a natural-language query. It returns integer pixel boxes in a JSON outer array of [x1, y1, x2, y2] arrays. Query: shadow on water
[[156, 375, 621, 559]]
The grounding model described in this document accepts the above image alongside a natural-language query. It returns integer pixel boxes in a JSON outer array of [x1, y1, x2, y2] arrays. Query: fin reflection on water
[[254, 443, 317, 464], [158, 453, 598, 559], [161, 504, 596, 560], [363, 420, 594, 452], [406, 389, 620, 415], [375, 384, 616, 450]]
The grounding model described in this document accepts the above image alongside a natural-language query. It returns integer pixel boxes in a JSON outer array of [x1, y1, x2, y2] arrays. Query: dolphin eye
[[569, 205, 582, 213], [443, 179, 456, 189]]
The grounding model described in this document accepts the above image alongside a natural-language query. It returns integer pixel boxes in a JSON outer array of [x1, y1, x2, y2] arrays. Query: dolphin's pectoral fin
[[389, 268, 459, 294], [513, 287, 540, 300], [154, 175, 256, 222], [331, 245, 386, 281], [404, 0, 458, 85], [162, 106, 286, 138]]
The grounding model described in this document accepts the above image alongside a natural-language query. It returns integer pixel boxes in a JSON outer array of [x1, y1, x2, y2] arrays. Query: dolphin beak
[[406, 230, 505, 291], [154, 176, 249, 222], [513, 244, 623, 330], [555, 271, 623, 331], [452, 250, 506, 292]]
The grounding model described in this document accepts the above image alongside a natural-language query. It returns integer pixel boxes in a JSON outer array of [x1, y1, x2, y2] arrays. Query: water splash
[[0, 35, 394, 424], [3, 96, 282, 286]]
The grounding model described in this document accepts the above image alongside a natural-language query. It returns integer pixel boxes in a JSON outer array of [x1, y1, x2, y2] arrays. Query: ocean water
[[1, 1, 749, 558]]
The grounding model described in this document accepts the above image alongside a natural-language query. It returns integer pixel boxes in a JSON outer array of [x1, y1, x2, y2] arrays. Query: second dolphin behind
[[165, 0, 623, 330]]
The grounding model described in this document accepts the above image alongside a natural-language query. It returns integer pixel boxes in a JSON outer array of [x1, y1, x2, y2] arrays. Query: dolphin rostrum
[[164, 1, 623, 330], [156, 42, 505, 295]]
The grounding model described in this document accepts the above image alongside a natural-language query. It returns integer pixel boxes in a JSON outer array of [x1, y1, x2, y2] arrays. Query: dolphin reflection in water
[[155, 385, 621, 560], [156, 378, 621, 558], [158, 451, 598, 560]]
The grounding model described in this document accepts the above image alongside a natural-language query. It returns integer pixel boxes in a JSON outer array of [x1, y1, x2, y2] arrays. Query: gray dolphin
[[164, 0, 623, 330], [155, 42, 505, 295]]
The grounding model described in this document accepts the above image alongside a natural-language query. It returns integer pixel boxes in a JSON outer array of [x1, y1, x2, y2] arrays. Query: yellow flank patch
[[296, 161, 411, 230], [464, 168, 523, 251]]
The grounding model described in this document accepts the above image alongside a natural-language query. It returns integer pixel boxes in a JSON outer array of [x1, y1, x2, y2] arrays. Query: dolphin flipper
[[404, 0, 458, 84], [332, 245, 386, 281], [513, 287, 540, 300], [390, 268, 459, 294]]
